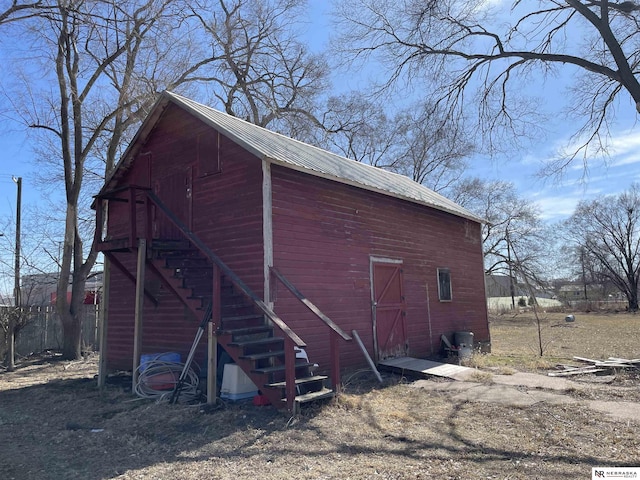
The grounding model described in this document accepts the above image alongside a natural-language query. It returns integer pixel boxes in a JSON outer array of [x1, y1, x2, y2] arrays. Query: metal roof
[[103, 91, 481, 223]]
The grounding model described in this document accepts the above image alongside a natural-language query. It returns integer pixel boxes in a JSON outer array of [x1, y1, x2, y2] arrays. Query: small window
[[437, 268, 452, 302], [197, 131, 222, 177]]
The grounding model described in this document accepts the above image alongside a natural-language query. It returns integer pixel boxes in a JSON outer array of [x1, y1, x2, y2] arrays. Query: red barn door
[[153, 166, 193, 238], [371, 259, 407, 360]]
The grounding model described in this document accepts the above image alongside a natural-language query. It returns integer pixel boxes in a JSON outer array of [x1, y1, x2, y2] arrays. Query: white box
[[220, 363, 258, 400]]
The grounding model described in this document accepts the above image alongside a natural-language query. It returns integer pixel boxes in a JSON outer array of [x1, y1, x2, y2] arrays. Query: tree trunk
[[624, 280, 639, 312], [60, 310, 82, 360]]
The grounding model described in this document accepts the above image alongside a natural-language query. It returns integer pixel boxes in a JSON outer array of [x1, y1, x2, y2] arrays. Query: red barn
[[95, 91, 489, 410]]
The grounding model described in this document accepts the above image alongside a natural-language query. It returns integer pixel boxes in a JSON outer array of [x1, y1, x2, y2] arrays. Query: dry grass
[[488, 310, 640, 363], [0, 312, 639, 480]]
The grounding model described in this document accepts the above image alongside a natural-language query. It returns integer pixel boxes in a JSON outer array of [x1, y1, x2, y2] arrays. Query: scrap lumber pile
[[548, 356, 640, 377]]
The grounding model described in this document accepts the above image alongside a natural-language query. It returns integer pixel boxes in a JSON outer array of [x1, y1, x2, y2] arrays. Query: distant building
[[557, 283, 586, 301], [555, 281, 625, 304], [485, 274, 526, 298], [20, 272, 102, 306]]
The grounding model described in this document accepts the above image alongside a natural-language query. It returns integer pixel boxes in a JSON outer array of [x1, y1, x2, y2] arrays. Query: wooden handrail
[[270, 267, 352, 342], [144, 189, 306, 348]]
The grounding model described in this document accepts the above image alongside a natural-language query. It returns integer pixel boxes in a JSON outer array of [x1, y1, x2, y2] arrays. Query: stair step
[[222, 305, 256, 316], [188, 295, 211, 305], [156, 250, 203, 260], [227, 336, 284, 348], [151, 239, 191, 250], [222, 303, 254, 312], [174, 267, 213, 278], [252, 361, 315, 375], [189, 287, 216, 297], [221, 294, 249, 304], [221, 314, 264, 323], [219, 326, 272, 336], [266, 375, 328, 389], [240, 350, 285, 361], [291, 387, 335, 405], [166, 257, 208, 268]]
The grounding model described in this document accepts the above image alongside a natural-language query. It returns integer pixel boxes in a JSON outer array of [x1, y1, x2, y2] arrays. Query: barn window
[[437, 268, 452, 302], [197, 131, 222, 176]]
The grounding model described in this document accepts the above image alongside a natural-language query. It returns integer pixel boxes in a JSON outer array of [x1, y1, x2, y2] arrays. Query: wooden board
[[548, 368, 605, 377], [378, 356, 474, 380]]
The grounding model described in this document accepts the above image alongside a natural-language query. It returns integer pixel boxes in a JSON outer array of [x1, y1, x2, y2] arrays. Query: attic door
[[371, 259, 407, 360], [153, 166, 193, 239]]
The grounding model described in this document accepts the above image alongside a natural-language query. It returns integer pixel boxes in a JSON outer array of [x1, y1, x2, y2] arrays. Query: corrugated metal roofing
[[103, 91, 481, 222]]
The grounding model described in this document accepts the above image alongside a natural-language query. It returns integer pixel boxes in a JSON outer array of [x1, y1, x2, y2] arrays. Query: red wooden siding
[[105, 104, 265, 370], [270, 165, 488, 371], [104, 101, 489, 376], [105, 253, 200, 369]]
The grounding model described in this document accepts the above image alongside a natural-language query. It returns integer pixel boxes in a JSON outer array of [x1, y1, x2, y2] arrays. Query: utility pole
[[7, 176, 21, 372], [506, 230, 515, 310], [580, 247, 588, 302]]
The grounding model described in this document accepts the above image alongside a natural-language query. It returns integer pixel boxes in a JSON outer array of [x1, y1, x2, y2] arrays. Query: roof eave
[[265, 157, 484, 224], [94, 93, 173, 202]]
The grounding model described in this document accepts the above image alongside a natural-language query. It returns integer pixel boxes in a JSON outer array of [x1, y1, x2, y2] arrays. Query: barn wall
[[105, 104, 265, 370], [270, 165, 488, 372], [105, 252, 206, 371]]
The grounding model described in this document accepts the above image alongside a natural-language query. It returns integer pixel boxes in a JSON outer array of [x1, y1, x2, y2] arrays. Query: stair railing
[[141, 188, 305, 410], [270, 267, 352, 394], [95, 185, 344, 409], [95, 184, 149, 252]]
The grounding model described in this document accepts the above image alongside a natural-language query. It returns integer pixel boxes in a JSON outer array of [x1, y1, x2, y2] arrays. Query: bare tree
[[334, 0, 640, 172], [395, 102, 473, 191], [321, 93, 472, 192], [558, 244, 607, 303], [321, 93, 405, 167], [0, 1, 47, 24], [565, 183, 640, 311], [453, 178, 546, 283], [0, 206, 55, 366], [187, 0, 329, 135], [1, 0, 331, 360], [0, 306, 27, 364], [2, 0, 205, 359]]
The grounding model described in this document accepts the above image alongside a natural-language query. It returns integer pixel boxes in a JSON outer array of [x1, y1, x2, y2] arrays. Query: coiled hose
[[134, 358, 201, 404]]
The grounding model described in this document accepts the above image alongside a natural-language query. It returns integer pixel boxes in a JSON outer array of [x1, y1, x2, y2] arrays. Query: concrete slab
[[587, 401, 640, 423], [411, 372, 640, 424], [411, 380, 576, 407], [491, 372, 587, 392]]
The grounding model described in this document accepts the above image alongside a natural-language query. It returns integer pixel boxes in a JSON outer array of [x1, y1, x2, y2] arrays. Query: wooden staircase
[[149, 239, 335, 410], [95, 187, 351, 412]]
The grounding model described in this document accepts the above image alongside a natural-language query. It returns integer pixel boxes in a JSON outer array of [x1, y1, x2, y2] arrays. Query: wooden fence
[[7, 305, 101, 357]]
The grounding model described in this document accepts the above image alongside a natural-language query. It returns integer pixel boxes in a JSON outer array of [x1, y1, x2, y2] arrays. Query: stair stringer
[[147, 241, 333, 410]]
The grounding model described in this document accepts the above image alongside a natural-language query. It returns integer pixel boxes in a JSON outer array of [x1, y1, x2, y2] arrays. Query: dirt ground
[[0, 311, 639, 480]]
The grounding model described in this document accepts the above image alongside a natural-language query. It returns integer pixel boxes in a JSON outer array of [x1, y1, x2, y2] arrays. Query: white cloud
[[609, 129, 640, 153], [533, 192, 584, 221]]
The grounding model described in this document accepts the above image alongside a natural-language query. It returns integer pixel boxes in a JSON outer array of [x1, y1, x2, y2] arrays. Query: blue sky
[[0, 0, 639, 298], [1, 0, 639, 239], [302, 0, 640, 222]]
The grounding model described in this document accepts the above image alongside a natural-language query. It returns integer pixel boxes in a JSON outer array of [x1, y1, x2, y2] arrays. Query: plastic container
[[139, 352, 181, 372], [220, 364, 258, 400]]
